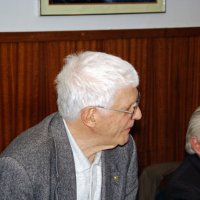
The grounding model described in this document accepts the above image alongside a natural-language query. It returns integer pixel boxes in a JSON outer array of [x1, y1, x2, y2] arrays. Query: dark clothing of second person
[[164, 154, 200, 200]]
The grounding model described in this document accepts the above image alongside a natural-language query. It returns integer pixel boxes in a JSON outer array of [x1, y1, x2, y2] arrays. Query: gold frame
[[40, 0, 165, 16]]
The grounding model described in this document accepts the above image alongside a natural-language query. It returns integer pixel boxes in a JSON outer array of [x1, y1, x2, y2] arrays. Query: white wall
[[0, 0, 200, 32]]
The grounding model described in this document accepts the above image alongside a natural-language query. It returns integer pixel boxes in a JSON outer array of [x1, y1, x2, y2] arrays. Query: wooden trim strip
[[1, 27, 200, 42]]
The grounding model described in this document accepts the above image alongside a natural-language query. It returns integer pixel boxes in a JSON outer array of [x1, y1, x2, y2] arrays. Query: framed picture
[[40, 0, 166, 16]]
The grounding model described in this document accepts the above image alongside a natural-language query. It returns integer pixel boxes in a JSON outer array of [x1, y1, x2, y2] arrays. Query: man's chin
[[118, 136, 129, 146]]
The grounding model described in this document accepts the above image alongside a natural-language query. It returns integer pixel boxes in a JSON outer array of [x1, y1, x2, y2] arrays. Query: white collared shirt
[[63, 120, 102, 200]]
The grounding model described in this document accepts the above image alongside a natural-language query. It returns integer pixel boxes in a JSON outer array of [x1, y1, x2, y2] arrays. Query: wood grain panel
[[0, 43, 18, 149], [1, 28, 200, 172]]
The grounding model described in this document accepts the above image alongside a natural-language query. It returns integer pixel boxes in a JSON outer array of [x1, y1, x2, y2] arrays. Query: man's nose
[[132, 107, 142, 120]]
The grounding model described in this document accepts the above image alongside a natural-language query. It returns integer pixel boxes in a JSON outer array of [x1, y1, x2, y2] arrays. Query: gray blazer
[[0, 113, 138, 200]]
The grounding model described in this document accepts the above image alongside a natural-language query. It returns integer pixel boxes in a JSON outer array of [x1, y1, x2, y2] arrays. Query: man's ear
[[80, 107, 96, 127], [190, 136, 200, 156]]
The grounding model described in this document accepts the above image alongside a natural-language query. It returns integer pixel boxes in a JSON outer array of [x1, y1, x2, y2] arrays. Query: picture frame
[[40, 0, 166, 16]]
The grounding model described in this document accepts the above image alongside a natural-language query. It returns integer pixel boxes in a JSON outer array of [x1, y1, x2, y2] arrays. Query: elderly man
[[0, 51, 142, 200], [164, 106, 200, 199]]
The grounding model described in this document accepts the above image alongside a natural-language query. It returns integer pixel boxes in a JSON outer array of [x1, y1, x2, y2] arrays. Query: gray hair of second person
[[185, 106, 200, 154], [55, 51, 139, 121]]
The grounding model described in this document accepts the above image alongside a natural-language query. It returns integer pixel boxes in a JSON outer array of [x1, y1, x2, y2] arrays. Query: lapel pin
[[113, 175, 119, 181]]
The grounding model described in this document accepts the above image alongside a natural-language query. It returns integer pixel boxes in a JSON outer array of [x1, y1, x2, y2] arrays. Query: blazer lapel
[[101, 151, 124, 200], [49, 113, 76, 200]]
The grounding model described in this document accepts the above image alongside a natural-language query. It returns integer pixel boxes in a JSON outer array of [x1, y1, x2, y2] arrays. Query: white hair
[[185, 106, 200, 154], [55, 51, 139, 120]]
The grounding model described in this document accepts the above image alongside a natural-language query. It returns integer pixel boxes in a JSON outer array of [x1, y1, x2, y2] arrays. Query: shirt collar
[[63, 119, 101, 172]]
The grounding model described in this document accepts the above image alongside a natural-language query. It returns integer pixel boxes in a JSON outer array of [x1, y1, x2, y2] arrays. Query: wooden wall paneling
[[0, 43, 17, 150], [16, 42, 41, 131], [145, 38, 169, 163], [188, 37, 200, 108], [170, 37, 190, 160], [1, 28, 200, 172], [39, 41, 62, 117], [129, 38, 151, 169], [75, 40, 99, 52], [154, 37, 181, 163]]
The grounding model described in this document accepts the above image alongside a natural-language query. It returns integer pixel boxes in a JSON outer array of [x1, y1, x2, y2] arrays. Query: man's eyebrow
[[127, 94, 140, 109], [121, 92, 140, 110], [122, 100, 136, 111]]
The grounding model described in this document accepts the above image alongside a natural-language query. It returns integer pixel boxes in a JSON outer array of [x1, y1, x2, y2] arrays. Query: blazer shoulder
[[1, 112, 61, 159]]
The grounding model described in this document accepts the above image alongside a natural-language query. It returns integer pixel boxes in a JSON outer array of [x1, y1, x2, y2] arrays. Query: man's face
[[94, 86, 142, 147]]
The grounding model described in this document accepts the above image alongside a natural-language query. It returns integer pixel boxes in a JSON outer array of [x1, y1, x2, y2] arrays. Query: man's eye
[[127, 106, 134, 112]]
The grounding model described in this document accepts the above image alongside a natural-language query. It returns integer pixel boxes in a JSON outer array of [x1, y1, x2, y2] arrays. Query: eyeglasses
[[96, 92, 141, 118]]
